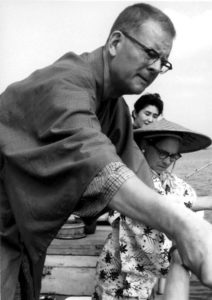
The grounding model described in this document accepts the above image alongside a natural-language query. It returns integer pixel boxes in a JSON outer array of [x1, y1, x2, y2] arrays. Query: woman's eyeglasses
[[151, 144, 181, 162]]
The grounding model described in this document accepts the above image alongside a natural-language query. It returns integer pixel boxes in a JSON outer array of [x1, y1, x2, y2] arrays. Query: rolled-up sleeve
[[74, 161, 135, 218]]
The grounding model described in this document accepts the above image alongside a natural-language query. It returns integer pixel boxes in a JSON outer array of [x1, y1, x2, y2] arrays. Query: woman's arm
[[163, 249, 190, 300]]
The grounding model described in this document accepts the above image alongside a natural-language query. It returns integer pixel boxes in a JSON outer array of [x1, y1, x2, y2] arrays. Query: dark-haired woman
[[132, 93, 164, 128]]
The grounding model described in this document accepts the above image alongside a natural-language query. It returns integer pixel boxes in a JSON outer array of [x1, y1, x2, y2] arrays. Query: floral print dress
[[93, 171, 196, 300]]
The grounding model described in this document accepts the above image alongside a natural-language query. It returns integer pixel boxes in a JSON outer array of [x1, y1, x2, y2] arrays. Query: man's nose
[[148, 59, 162, 73]]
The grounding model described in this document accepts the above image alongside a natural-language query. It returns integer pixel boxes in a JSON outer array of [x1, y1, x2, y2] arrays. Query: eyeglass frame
[[150, 143, 182, 162], [121, 30, 173, 74]]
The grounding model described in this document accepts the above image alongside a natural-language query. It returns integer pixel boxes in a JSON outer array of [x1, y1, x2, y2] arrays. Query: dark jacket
[[0, 47, 153, 299]]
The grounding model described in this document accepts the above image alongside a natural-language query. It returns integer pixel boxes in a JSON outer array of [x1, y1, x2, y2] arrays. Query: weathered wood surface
[[42, 226, 110, 296], [190, 278, 212, 299], [47, 226, 110, 256], [42, 255, 97, 295], [42, 214, 212, 299]]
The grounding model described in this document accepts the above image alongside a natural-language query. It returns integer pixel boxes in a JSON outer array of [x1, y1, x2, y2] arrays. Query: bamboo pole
[[185, 162, 212, 179]]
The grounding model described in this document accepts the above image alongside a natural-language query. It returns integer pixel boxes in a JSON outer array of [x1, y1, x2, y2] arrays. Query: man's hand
[[174, 211, 212, 287]]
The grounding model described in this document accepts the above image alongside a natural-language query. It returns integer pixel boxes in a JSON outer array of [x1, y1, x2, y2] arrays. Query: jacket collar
[[82, 46, 110, 102]]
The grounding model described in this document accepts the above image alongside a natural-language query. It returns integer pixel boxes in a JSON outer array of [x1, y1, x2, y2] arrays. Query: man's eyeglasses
[[121, 31, 172, 74], [151, 144, 181, 162]]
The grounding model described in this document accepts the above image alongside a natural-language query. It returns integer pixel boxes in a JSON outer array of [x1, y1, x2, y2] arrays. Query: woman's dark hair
[[133, 93, 164, 116], [109, 3, 176, 38]]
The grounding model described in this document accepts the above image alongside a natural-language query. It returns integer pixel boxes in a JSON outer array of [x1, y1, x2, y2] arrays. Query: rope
[[184, 162, 212, 179]]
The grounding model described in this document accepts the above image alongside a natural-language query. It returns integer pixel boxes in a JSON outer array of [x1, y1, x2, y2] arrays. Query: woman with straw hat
[[133, 118, 212, 212], [93, 118, 211, 300]]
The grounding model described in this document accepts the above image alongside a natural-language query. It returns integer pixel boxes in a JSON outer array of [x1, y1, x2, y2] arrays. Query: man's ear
[[107, 31, 123, 57]]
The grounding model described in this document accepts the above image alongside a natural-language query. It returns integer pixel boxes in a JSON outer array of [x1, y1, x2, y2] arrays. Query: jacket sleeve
[[0, 67, 122, 261]]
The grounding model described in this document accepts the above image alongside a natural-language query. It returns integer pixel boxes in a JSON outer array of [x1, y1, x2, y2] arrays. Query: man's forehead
[[135, 19, 174, 53], [135, 18, 171, 37]]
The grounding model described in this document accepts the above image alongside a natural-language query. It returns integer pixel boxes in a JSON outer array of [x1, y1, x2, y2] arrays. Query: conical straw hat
[[134, 118, 211, 153]]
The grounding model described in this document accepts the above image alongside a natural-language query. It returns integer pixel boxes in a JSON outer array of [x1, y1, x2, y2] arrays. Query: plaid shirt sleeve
[[74, 162, 135, 218]]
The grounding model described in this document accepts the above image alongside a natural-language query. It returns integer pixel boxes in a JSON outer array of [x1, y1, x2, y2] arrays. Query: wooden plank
[[42, 264, 96, 295], [41, 296, 91, 300], [44, 255, 98, 268], [65, 298, 91, 300], [47, 226, 111, 256], [190, 278, 212, 299], [42, 226, 110, 296]]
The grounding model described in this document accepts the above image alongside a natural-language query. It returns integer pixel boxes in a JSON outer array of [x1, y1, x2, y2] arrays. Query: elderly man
[[1, 3, 212, 300]]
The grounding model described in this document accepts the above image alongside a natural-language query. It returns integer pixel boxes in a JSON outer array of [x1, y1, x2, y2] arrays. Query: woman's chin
[[155, 167, 167, 174]]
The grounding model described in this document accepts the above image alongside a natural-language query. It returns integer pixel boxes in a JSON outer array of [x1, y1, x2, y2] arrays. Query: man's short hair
[[109, 3, 176, 38]]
